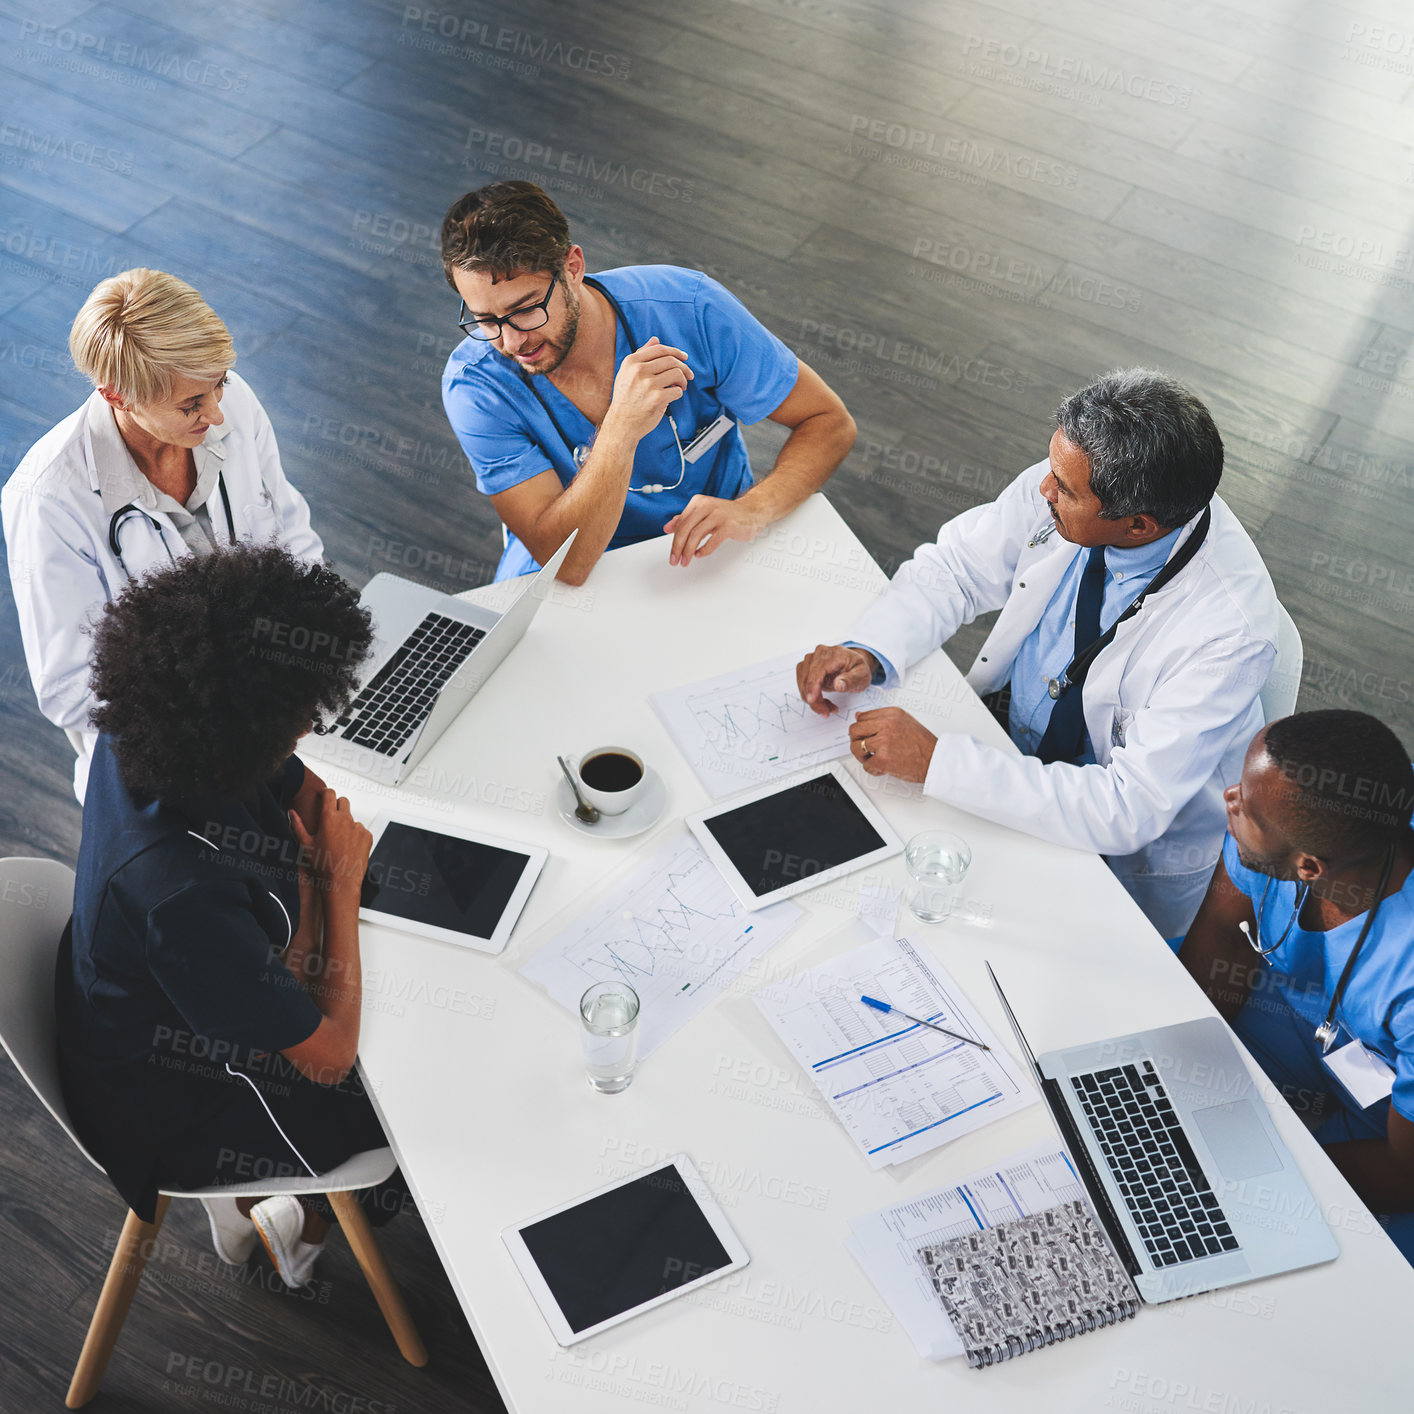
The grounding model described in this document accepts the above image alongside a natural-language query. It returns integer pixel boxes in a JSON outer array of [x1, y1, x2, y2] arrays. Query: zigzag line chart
[[520, 838, 800, 1056], [687, 665, 849, 765], [574, 856, 743, 987], [651, 653, 882, 798]]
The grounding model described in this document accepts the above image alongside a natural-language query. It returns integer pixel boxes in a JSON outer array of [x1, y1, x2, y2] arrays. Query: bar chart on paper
[[519, 834, 801, 1056], [754, 935, 1033, 1167], [650, 652, 886, 797]]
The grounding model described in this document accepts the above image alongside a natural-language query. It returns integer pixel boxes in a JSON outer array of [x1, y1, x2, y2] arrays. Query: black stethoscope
[[107, 464, 236, 578], [1239, 839, 1399, 1053], [513, 276, 694, 495], [1041, 505, 1211, 704]]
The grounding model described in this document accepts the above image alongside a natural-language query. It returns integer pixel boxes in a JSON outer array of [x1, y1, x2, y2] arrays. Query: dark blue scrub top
[[56, 735, 322, 1219]]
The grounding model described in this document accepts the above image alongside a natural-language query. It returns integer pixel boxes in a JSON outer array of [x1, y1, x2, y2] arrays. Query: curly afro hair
[[90, 544, 373, 801]]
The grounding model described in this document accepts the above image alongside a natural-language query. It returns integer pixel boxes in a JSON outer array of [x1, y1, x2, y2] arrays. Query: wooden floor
[[1, 0, 1411, 1408]]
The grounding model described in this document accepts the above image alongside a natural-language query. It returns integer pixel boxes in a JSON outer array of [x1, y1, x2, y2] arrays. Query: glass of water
[[580, 982, 641, 1094], [904, 830, 972, 924]]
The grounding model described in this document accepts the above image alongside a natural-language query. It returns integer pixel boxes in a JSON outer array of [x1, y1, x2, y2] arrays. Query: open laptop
[[301, 532, 576, 785], [986, 963, 1338, 1303]]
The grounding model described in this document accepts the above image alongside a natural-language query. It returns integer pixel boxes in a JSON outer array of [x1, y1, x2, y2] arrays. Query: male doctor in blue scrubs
[[1179, 710, 1414, 1261], [439, 181, 856, 585]]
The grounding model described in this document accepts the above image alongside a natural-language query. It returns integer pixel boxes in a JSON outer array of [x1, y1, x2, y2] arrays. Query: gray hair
[[1055, 369, 1222, 527]]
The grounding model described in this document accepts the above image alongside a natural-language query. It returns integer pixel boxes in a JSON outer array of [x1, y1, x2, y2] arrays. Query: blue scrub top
[[56, 734, 323, 1219], [1222, 831, 1414, 1123], [441, 265, 800, 580]]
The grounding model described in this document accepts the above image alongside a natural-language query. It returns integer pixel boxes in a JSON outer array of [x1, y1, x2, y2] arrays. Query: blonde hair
[[68, 268, 236, 407]]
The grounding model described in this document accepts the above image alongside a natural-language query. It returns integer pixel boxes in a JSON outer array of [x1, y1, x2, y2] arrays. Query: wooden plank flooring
[[1, 0, 1412, 1408]]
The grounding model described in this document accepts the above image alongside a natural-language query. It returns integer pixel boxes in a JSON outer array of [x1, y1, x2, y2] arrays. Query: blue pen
[[860, 995, 990, 1051]]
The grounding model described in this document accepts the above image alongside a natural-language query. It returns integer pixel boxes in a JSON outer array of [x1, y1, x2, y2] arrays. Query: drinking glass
[[904, 830, 972, 923], [580, 982, 640, 1093]]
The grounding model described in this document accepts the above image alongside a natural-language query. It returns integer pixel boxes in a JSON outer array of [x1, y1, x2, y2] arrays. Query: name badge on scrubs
[[681, 413, 734, 464], [1322, 1039, 1396, 1110]]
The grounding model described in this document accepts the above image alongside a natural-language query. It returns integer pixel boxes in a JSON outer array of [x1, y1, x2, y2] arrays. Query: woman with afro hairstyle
[[56, 542, 408, 1289]]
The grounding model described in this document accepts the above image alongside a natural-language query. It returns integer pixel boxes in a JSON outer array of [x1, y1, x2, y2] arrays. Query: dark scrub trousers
[[55, 735, 407, 1226]]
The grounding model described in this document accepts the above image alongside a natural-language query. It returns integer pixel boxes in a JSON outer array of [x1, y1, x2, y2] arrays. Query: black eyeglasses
[[457, 274, 559, 341]]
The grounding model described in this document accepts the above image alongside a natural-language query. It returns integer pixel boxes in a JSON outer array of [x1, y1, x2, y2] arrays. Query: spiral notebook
[[917, 1200, 1138, 1368]]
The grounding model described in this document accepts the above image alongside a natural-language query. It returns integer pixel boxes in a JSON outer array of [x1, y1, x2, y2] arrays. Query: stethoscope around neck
[[107, 463, 236, 578], [1033, 505, 1212, 705], [513, 276, 691, 495], [1240, 839, 1399, 1054]]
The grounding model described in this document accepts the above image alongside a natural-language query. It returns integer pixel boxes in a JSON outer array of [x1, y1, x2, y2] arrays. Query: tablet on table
[[359, 812, 548, 955], [684, 763, 903, 911], [502, 1154, 748, 1346]]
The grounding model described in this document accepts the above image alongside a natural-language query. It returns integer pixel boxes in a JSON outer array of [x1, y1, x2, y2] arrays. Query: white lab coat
[[1, 372, 323, 799], [848, 462, 1279, 938]]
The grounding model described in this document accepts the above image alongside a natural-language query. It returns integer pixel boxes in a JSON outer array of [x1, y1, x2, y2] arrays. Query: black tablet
[[360, 813, 548, 954], [684, 763, 904, 909], [503, 1156, 748, 1345]]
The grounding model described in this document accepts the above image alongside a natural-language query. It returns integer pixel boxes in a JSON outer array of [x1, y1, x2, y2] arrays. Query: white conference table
[[321, 495, 1414, 1413]]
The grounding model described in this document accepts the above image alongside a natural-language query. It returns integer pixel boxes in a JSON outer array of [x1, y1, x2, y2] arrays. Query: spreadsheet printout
[[752, 935, 1033, 1168]]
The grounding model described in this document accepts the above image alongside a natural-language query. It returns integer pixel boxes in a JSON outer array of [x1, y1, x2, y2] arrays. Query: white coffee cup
[[574, 746, 648, 817]]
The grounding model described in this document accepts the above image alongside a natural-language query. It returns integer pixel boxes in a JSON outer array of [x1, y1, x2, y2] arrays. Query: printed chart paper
[[846, 1143, 1086, 1360], [650, 652, 885, 798], [752, 935, 1032, 1168], [520, 836, 801, 1058]]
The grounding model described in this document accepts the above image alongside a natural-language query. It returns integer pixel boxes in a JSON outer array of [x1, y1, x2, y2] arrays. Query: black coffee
[[581, 752, 643, 793]]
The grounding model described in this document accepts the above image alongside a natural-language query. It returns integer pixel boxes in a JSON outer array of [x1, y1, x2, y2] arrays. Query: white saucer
[[555, 767, 668, 839]]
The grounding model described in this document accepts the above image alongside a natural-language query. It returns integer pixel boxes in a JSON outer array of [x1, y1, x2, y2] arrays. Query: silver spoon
[[557, 755, 600, 824]]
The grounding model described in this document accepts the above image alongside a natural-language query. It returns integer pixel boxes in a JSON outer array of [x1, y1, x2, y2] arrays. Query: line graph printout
[[846, 1143, 1086, 1361], [650, 652, 886, 797], [753, 935, 1033, 1168], [519, 837, 802, 1058]]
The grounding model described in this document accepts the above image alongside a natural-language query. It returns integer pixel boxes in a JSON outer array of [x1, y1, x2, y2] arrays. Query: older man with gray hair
[[796, 369, 1281, 937]]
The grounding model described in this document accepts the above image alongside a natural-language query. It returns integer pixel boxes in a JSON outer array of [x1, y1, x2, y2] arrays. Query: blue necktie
[[1036, 546, 1106, 765]]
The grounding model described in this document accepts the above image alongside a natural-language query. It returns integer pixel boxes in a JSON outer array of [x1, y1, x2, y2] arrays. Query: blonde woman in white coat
[[2, 268, 323, 801]]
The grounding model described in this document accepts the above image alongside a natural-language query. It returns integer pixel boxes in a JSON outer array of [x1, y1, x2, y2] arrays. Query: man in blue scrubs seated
[[56, 544, 407, 1288], [439, 181, 856, 584], [1179, 710, 1414, 1262]]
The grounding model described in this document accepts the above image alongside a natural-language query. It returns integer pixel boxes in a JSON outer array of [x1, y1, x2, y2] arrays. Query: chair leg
[[66, 1196, 171, 1409], [327, 1190, 429, 1367]]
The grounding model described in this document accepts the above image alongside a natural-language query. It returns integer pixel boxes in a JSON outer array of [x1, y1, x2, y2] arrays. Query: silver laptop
[[986, 963, 1338, 1303], [302, 532, 576, 785]]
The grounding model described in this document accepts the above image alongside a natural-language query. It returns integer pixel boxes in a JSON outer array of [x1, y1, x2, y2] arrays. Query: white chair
[[1260, 601, 1304, 723], [0, 857, 428, 1409]]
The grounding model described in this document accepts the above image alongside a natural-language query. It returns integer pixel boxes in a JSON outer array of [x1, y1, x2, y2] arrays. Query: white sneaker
[[201, 1196, 258, 1265], [250, 1195, 325, 1288]]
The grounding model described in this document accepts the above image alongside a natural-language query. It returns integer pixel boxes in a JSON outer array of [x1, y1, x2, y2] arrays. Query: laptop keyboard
[[1072, 1060, 1240, 1268], [334, 612, 485, 756]]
